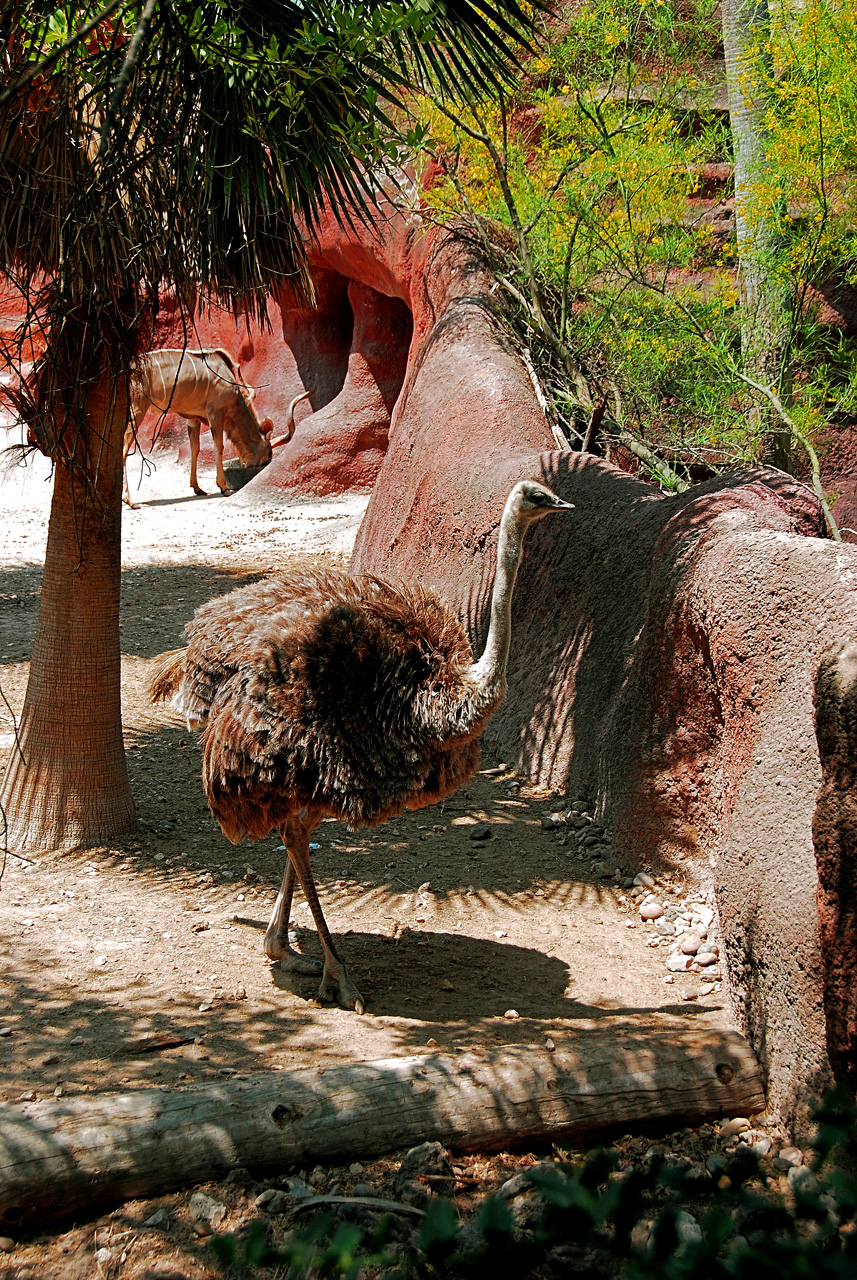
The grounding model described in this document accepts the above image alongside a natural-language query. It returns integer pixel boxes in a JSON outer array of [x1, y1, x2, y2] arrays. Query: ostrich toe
[[318, 961, 365, 1014], [264, 928, 324, 976]]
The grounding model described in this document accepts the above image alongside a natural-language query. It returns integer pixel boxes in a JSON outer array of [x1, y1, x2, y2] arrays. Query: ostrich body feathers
[[151, 567, 501, 843]]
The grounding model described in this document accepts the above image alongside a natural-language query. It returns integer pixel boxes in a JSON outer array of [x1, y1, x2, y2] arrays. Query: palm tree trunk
[[722, 0, 793, 471], [1, 375, 135, 851]]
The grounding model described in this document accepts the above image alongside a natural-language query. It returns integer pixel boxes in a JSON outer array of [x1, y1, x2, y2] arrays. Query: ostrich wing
[[192, 569, 483, 840]]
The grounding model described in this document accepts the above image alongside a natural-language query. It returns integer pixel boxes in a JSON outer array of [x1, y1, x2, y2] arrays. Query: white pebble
[[776, 1145, 803, 1168], [666, 953, 693, 972], [639, 900, 664, 920], [720, 1117, 751, 1138], [680, 933, 702, 955], [697, 952, 719, 967]]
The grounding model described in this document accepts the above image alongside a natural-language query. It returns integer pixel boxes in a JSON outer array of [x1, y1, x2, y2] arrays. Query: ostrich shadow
[[254, 925, 717, 1029]]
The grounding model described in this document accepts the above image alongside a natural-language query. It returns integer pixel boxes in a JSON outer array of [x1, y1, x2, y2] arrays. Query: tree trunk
[[0, 1031, 765, 1226], [0, 374, 135, 851], [722, 0, 793, 471]]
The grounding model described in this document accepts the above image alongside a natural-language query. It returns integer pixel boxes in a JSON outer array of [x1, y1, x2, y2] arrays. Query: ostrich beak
[[269, 429, 291, 448]]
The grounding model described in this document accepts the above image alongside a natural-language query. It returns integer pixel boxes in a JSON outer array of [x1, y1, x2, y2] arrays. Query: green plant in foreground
[[211, 1090, 857, 1277]]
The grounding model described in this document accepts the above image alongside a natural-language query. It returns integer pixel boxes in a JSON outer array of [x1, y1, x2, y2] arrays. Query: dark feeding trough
[[223, 459, 268, 491]]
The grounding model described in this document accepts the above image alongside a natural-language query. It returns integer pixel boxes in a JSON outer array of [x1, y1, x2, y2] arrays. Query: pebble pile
[[542, 801, 723, 1001]]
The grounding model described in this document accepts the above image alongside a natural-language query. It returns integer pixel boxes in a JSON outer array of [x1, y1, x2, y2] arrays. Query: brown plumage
[[150, 480, 574, 1012]]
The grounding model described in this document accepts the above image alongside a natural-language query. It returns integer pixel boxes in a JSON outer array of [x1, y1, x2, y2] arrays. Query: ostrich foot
[[318, 963, 365, 1014], [264, 928, 323, 975], [192, 484, 208, 496], [218, 486, 235, 497]]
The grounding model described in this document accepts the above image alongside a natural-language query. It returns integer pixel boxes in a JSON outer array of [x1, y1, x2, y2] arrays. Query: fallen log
[[0, 1028, 764, 1226]]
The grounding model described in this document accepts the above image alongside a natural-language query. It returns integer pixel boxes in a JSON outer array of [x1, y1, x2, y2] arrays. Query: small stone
[[309, 1165, 327, 1189], [623, 877, 637, 889], [752, 1137, 773, 1157], [544, 1037, 556, 1051], [666, 953, 693, 972], [697, 940, 719, 955], [541, 813, 565, 830], [469, 824, 493, 841], [681, 987, 699, 1001], [655, 919, 676, 936], [774, 1145, 803, 1169], [42, 1053, 60, 1066], [699, 983, 716, 997], [283, 1178, 312, 1201], [0, 1027, 12, 1038], [143, 1209, 169, 1228], [498, 1170, 532, 1200], [675, 1210, 702, 1245], [697, 951, 719, 967], [0, 1237, 14, 1253], [634, 872, 656, 888], [353, 1182, 378, 1198], [426, 1036, 437, 1046], [788, 1165, 818, 1193], [680, 932, 702, 955], [504, 1009, 520, 1019], [198, 1002, 213, 1012], [639, 900, 664, 920], [706, 1154, 728, 1176], [18, 1091, 36, 1102], [189, 1192, 226, 1227], [255, 1189, 287, 1213], [349, 1163, 365, 1176], [565, 812, 590, 829], [95, 1248, 113, 1266], [69, 1035, 84, 1045], [720, 1117, 751, 1138]]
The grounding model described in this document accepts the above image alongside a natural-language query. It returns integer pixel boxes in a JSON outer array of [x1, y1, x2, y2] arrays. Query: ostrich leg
[[264, 858, 323, 976], [281, 813, 365, 1013]]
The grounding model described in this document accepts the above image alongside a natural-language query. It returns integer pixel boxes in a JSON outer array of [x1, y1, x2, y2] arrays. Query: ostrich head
[[508, 479, 575, 524]]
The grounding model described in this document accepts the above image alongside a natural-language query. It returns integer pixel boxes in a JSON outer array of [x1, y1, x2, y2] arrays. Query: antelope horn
[[270, 380, 317, 448]]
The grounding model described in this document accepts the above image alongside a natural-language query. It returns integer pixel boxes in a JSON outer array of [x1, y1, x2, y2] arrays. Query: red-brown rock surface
[[340, 210, 857, 1129]]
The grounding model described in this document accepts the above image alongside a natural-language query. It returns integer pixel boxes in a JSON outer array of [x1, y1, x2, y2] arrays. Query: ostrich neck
[[469, 513, 526, 696]]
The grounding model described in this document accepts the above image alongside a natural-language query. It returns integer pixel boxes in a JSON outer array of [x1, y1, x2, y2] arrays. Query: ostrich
[[150, 479, 574, 1012]]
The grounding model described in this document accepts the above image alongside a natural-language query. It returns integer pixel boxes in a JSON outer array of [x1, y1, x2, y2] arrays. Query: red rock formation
[[345, 210, 857, 1129]]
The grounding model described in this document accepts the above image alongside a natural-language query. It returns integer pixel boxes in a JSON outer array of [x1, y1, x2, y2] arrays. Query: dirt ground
[[0, 443, 744, 1277]]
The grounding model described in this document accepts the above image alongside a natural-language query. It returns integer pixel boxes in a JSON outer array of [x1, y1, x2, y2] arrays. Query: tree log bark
[[0, 1029, 764, 1227]]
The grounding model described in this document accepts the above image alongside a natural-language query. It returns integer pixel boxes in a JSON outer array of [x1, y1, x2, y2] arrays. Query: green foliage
[[210, 1091, 857, 1279], [414, 0, 857, 473]]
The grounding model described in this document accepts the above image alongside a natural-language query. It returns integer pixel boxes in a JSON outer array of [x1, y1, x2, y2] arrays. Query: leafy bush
[[211, 1090, 857, 1278]]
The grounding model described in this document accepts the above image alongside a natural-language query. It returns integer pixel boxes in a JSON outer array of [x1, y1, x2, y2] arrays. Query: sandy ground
[[0, 441, 742, 1276]]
